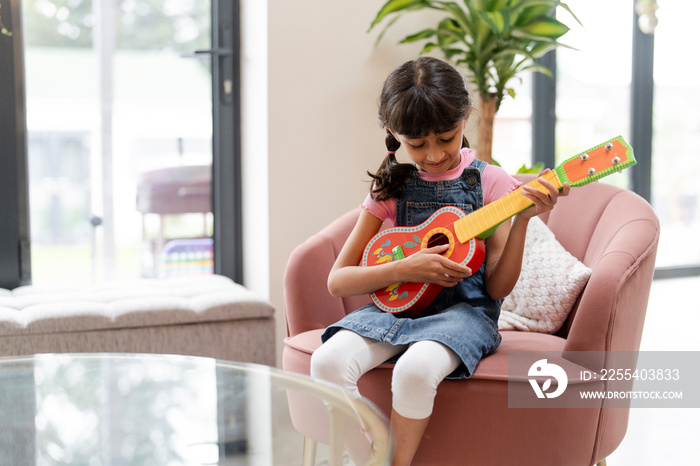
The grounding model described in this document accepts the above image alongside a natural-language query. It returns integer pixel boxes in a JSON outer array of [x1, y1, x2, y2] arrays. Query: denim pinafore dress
[[321, 159, 502, 379]]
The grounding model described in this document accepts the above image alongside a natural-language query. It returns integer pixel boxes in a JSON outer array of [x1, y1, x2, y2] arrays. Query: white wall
[[264, 0, 416, 365], [261, 1, 467, 365]]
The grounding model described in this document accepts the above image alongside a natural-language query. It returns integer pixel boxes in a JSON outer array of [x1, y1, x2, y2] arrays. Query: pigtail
[[367, 131, 416, 201]]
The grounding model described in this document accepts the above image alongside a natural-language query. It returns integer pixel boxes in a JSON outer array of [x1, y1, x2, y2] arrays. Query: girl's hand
[[518, 169, 570, 220], [398, 244, 472, 287]]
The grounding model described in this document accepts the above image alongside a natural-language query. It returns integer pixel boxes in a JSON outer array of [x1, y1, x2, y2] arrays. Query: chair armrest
[[283, 209, 361, 337], [563, 190, 660, 353], [284, 230, 347, 337]]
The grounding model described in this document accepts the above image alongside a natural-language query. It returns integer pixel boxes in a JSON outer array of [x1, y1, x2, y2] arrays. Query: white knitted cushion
[[499, 217, 592, 334]]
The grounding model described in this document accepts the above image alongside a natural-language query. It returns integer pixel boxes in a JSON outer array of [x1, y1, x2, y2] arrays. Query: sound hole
[[427, 233, 450, 254]]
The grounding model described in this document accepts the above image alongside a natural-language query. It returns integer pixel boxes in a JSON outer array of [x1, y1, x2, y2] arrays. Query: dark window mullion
[[0, 0, 30, 288], [211, 0, 243, 284], [532, 51, 557, 169], [630, 1, 654, 203]]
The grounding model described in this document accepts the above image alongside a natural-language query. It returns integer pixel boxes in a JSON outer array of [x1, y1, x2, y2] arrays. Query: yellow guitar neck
[[454, 171, 562, 243]]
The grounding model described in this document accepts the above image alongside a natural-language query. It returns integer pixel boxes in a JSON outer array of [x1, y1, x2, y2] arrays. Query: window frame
[[212, 0, 243, 284], [0, 0, 31, 289]]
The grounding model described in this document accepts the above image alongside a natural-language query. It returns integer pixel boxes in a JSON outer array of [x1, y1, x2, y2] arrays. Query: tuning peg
[[580, 153, 589, 161], [605, 143, 614, 150]]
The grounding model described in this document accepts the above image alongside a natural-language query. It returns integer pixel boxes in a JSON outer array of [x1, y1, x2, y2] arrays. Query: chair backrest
[[284, 209, 369, 337], [284, 177, 660, 355]]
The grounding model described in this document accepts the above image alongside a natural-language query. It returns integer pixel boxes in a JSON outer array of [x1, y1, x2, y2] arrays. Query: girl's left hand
[[519, 169, 570, 219]]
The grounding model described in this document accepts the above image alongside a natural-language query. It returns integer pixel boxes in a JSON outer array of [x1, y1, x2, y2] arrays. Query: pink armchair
[[283, 176, 660, 465]]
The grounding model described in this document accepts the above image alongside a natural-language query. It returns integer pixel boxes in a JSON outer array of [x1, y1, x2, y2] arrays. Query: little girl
[[310, 57, 569, 465]]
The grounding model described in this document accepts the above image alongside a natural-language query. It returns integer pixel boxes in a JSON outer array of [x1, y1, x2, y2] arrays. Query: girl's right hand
[[398, 244, 472, 287]]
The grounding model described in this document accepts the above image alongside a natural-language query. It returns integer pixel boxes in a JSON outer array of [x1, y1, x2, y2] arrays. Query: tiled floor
[[606, 276, 700, 465]]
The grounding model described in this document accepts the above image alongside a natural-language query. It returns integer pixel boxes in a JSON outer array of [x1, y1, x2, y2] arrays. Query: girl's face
[[391, 119, 467, 175]]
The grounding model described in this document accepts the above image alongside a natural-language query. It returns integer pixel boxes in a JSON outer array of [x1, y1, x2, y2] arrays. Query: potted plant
[[370, 0, 579, 164]]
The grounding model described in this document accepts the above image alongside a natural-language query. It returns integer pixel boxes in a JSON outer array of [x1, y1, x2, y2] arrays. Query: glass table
[[0, 353, 392, 465]]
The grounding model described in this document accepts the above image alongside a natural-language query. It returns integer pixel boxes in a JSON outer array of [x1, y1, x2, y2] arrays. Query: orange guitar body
[[361, 206, 485, 318]]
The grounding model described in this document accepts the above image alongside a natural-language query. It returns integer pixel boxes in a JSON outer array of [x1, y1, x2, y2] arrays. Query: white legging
[[310, 329, 461, 420]]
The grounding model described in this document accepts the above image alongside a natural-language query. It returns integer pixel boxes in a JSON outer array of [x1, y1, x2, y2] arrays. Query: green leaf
[[516, 17, 570, 39], [369, 0, 429, 31], [560, 2, 584, 27], [529, 41, 557, 58], [546, 40, 579, 52], [461, 0, 479, 21], [521, 63, 553, 76], [443, 47, 467, 60], [487, 0, 510, 12], [436, 19, 469, 48], [373, 14, 403, 46], [401, 28, 437, 43], [441, 2, 473, 37], [506, 88, 516, 99], [510, 29, 550, 42], [492, 46, 530, 60], [477, 10, 507, 35], [420, 42, 439, 54], [515, 162, 545, 174], [512, 1, 557, 22]]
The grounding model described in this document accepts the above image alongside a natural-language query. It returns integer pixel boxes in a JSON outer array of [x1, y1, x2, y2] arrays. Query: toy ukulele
[[362, 136, 636, 318]]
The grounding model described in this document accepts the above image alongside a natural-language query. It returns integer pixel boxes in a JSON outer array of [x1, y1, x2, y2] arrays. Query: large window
[[546, 0, 696, 275], [556, 0, 633, 190], [0, 0, 241, 288], [650, 0, 700, 268], [490, 72, 534, 174], [24, 1, 213, 284]]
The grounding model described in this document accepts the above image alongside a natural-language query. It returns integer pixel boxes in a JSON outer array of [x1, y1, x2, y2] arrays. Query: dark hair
[[368, 57, 473, 200]]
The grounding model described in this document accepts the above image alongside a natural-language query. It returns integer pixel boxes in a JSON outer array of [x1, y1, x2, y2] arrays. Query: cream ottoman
[[0, 274, 275, 364]]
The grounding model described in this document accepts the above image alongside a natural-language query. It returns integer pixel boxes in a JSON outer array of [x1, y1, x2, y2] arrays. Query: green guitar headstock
[[554, 136, 636, 188]]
